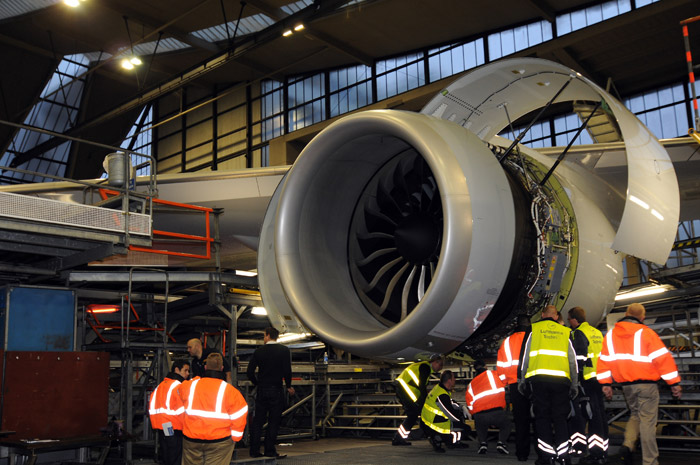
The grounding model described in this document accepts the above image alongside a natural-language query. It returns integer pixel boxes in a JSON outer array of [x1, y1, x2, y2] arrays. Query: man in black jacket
[[187, 338, 232, 383], [247, 327, 295, 459]]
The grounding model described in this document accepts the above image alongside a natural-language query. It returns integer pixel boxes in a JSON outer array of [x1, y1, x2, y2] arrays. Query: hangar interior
[[1, 0, 700, 463]]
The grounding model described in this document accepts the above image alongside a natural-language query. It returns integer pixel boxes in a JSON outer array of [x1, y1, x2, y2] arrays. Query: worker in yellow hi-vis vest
[[519, 305, 578, 465], [392, 354, 443, 446]]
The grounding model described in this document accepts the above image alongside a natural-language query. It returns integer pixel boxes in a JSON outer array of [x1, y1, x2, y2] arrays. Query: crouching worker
[[466, 360, 511, 455], [421, 370, 470, 453]]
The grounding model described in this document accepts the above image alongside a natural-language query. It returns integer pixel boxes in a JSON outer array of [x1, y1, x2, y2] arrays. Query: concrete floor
[[223, 437, 699, 465]]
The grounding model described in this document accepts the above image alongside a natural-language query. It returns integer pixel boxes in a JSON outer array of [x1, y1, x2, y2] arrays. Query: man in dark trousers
[[496, 315, 532, 461], [247, 327, 295, 459], [567, 306, 608, 464], [392, 354, 444, 445], [149, 360, 190, 465], [519, 305, 578, 465]]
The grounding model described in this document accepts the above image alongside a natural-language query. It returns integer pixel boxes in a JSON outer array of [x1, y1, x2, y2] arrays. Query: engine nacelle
[[259, 58, 679, 360]]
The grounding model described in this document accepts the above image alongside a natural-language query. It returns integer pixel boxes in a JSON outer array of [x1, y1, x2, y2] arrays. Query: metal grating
[[0, 191, 151, 236]]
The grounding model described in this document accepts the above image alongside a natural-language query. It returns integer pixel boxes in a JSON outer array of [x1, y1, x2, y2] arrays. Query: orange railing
[[99, 188, 214, 259]]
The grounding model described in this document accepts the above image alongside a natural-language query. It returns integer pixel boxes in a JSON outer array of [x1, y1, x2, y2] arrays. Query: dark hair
[[440, 370, 454, 384], [568, 306, 586, 324], [171, 359, 189, 372], [265, 326, 280, 340], [473, 359, 486, 373], [516, 314, 531, 330]]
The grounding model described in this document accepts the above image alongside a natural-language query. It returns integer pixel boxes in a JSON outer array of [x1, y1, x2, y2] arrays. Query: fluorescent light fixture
[[282, 29, 293, 37], [236, 270, 258, 276], [278, 332, 311, 343], [87, 304, 120, 314], [121, 58, 135, 70], [129, 56, 142, 66], [64, 0, 80, 7], [615, 283, 671, 301], [294, 23, 305, 31], [251, 307, 267, 316], [651, 209, 664, 221], [629, 195, 649, 210]]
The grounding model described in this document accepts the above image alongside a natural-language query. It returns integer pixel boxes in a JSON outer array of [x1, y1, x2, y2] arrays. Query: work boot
[[580, 456, 607, 465], [618, 446, 633, 464], [391, 438, 411, 446], [478, 443, 488, 454], [430, 437, 445, 453], [496, 441, 509, 455]]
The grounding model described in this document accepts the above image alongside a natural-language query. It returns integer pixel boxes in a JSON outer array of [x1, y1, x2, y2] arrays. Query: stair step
[[343, 403, 402, 408], [325, 426, 398, 431]]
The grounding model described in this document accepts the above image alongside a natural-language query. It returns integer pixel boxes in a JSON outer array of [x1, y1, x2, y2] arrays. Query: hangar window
[[556, 0, 632, 36], [329, 65, 373, 117], [0, 53, 89, 184], [624, 83, 690, 139], [634, 0, 660, 8], [554, 114, 595, 146], [376, 53, 425, 101], [500, 121, 553, 149], [428, 38, 485, 82], [120, 105, 153, 177], [288, 73, 326, 131], [261, 80, 285, 141], [488, 20, 552, 60]]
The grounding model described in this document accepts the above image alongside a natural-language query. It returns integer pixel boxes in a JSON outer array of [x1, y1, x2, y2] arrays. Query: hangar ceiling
[[0, 0, 699, 177]]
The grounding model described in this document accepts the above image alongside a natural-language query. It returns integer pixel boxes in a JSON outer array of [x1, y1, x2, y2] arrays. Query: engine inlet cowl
[[259, 110, 517, 359]]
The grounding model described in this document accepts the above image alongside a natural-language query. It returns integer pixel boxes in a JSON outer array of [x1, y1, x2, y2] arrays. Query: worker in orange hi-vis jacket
[[597, 303, 682, 465], [496, 314, 532, 462], [466, 360, 511, 455], [149, 360, 190, 465], [173, 353, 248, 465]]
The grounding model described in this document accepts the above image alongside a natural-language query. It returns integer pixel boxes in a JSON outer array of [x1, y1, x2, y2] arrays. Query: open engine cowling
[[258, 58, 679, 360]]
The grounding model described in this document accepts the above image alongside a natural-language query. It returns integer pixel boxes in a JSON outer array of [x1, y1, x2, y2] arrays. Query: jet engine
[[258, 58, 679, 360]]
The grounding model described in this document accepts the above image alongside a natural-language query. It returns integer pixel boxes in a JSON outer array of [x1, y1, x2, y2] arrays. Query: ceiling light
[[277, 332, 311, 343], [121, 58, 135, 70], [129, 56, 142, 66], [294, 24, 305, 32], [615, 283, 671, 301], [64, 0, 80, 7], [282, 29, 293, 37], [236, 270, 258, 276], [251, 306, 267, 316]]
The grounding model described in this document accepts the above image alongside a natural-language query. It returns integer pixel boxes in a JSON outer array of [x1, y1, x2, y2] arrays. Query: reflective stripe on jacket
[[596, 319, 681, 385], [174, 376, 249, 441], [496, 331, 525, 384], [524, 319, 573, 380], [149, 377, 184, 430], [576, 322, 604, 381], [396, 361, 430, 403], [421, 384, 452, 434], [466, 370, 506, 414]]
